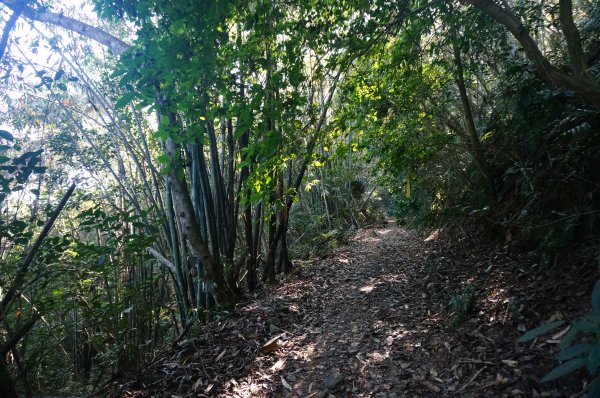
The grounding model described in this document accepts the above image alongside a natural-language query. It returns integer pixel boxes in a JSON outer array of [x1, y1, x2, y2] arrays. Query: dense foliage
[[0, 0, 598, 395]]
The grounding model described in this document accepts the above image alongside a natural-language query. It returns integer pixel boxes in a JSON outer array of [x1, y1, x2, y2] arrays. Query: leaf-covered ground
[[113, 223, 597, 397]]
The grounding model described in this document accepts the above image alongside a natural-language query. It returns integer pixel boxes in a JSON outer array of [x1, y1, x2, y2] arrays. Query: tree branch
[[558, 0, 589, 77], [0, 315, 39, 356], [0, 0, 129, 56], [147, 247, 177, 274], [0, 182, 76, 321], [461, 0, 600, 109], [0, 0, 27, 61]]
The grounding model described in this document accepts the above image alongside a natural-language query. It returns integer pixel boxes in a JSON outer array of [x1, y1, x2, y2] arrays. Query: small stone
[[323, 368, 343, 391]]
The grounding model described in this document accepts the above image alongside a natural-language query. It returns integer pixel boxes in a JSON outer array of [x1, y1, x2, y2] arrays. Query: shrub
[[518, 279, 600, 396]]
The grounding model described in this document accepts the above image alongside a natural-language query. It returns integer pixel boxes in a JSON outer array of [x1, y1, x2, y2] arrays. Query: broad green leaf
[[115, 92, 135, 109], [541, 358, 585, 383], [555, 343, 594, 361], [153, 128, 169, 140], [517, 320, 565, 343], [0, 130, 14, 142], [588, 345, 600, 374], [160, 115, 169, 126], [156, 154, 170, 164], [160, 163, 171, 176], [176, 168, 185, 182], [169, 20, 186, 35], [561, 321, 583, 349]]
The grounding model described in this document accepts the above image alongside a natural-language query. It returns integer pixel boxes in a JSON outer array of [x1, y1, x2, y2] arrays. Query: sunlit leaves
[[169, 19, 187, 35]]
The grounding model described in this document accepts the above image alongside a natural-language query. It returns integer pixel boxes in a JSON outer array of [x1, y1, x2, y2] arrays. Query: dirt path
[[118, 223, 594, 397], [259, 226, 429, 397]]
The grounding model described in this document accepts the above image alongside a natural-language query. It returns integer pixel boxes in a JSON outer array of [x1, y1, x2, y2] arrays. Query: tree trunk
[[0, 358, 17, 397], [263, 211, 277, 284], [452, 40, 495, 189], [244, 203, 257, 291], [164, 136, 239, 309]]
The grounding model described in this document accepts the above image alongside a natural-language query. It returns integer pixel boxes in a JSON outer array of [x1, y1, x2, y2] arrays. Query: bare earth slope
[[115, 223, 596, 397]]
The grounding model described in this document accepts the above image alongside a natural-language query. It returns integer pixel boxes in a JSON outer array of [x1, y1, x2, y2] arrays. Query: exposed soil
[[112, 222, 598, 397]]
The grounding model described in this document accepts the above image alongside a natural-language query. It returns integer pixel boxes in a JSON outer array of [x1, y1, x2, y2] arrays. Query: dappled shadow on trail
[[114, 223, 595, 397]]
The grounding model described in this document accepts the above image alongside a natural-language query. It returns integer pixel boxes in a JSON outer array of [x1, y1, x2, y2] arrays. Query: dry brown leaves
[[112, 223, 597, 397]]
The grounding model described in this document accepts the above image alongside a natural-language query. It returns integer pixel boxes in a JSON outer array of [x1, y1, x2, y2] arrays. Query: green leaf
[[54, 69, 65, 80], [160, 163, 171, 176], [0, 130, 14, 142], [592, 280, 600, 313], [588, 345, 600, 374], [561, 321, 583, 349], [517, 320, 565, 343], [541, 358, 585, 382], [235, 108, 253, 139], [176, 168, 185, 182], [169, 20, 186, 35], [156, 154, 170, 164], [250, 191, 262, 203], [115, 92, 135, 109], [555, 343, 594, 361], [153, 128, 169, 140]]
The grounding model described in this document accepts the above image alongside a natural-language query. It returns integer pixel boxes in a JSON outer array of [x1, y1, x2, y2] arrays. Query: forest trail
[[117, 223, 592, 398]]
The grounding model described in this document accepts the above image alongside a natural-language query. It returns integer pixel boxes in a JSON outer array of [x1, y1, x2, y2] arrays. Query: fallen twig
[[458, 366, 486, 392]]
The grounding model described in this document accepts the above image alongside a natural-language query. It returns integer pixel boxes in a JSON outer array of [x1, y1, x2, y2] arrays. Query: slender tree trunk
[[276, 209, 292, 274], [244, 203, 257, 291], [252, 203, 263, 286], [452, 40, 495, 189], [263, 210, 277, 284]]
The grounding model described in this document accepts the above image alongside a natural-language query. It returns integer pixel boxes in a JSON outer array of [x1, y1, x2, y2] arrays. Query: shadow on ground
[[113, 223, 596, 397]]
